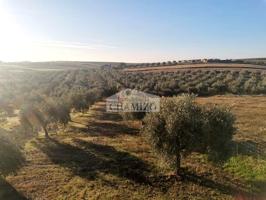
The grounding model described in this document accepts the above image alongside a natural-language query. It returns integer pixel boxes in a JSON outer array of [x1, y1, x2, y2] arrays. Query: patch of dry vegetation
[[2, 96, 266, 199]]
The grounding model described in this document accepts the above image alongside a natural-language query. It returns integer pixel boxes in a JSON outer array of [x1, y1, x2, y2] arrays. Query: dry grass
[[2, 96, 266, 199], [197, 96, 266, 144]]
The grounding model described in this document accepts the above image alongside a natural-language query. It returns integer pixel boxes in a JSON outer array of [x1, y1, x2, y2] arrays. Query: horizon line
[[0, 57, 266, 64]]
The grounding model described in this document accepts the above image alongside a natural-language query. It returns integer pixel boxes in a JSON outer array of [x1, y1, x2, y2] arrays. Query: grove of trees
[[0, 69, 120, 137], [111, 70, 266, 96], [0, 66, 265, 137]]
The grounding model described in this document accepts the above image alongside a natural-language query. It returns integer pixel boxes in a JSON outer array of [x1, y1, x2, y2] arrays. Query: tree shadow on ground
[[231, 140, 266, 158], [150, 168, 262, 198], [0, 128, 27, 200], [90, 104, 123, 122], [97, 112, 123, 121], [86, 121, 138, 136], [0, 177, 27, 200], [33, 137, 151, 185], [69, 120, 138, 136], [33, 137, 262, 197], [181, 169, 248, 196], [196, 140, 266, 197], [181, 169, 266, 199]]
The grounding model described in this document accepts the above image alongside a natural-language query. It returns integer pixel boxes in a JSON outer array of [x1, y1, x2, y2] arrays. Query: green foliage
[[55, 102, 71, 126], [203, 105, 236, 161], [224, 156, 266, 182], [68, 92, 89, 112], [142, 94, 235, 174], [0, 132, 24, 176], [20, 98, 71, 137], [142, 95, 204, 174], [116, 70, 266, 96]]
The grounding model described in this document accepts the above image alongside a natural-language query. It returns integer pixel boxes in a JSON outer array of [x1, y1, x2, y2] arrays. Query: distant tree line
[[122, 58, 264, 69]]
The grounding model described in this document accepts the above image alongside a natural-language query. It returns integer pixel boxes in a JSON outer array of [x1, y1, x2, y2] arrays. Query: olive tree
[[142, 95, 204, 176], [68, 92, 88, 112], [19, 105, 49, 137], [19, 98, 71, 138], [142, 94, 235, 176]]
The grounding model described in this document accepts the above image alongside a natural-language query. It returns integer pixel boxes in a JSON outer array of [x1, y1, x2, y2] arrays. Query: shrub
[[203, 105, 235, 161]]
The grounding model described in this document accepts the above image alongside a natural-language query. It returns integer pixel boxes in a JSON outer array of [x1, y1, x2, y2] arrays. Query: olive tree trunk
[[176, 153, 181, 176], [43, 126, 49, 138]]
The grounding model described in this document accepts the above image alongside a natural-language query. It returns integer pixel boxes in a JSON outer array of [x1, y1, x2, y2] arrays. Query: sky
[[0, 0, 266, 62]]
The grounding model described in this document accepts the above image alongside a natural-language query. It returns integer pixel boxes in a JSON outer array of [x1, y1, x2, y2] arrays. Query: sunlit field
[[0, 64, 265, 199], [0, 96, 265, 199]]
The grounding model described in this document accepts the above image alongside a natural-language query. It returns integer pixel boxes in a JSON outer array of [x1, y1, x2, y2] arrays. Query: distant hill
[[0, 61, 127, 71], [1, 58, 266, 72], [237, 58, 266, 65]]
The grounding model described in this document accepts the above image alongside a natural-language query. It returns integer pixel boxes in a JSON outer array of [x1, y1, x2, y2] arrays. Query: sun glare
[[0, 2, 32, 61]]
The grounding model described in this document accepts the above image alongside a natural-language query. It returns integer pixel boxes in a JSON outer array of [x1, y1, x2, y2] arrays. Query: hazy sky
[[0, 0, 266, 62]]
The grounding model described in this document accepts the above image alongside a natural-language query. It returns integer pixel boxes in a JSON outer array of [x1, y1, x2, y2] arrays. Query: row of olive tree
[[113, 70, 266, 96], [142, 94, 235, 176], [127, 59, 235, 68], [18, 76, 115, 138], [14, 68, 119, 138], [19, 88, 105, 138]]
